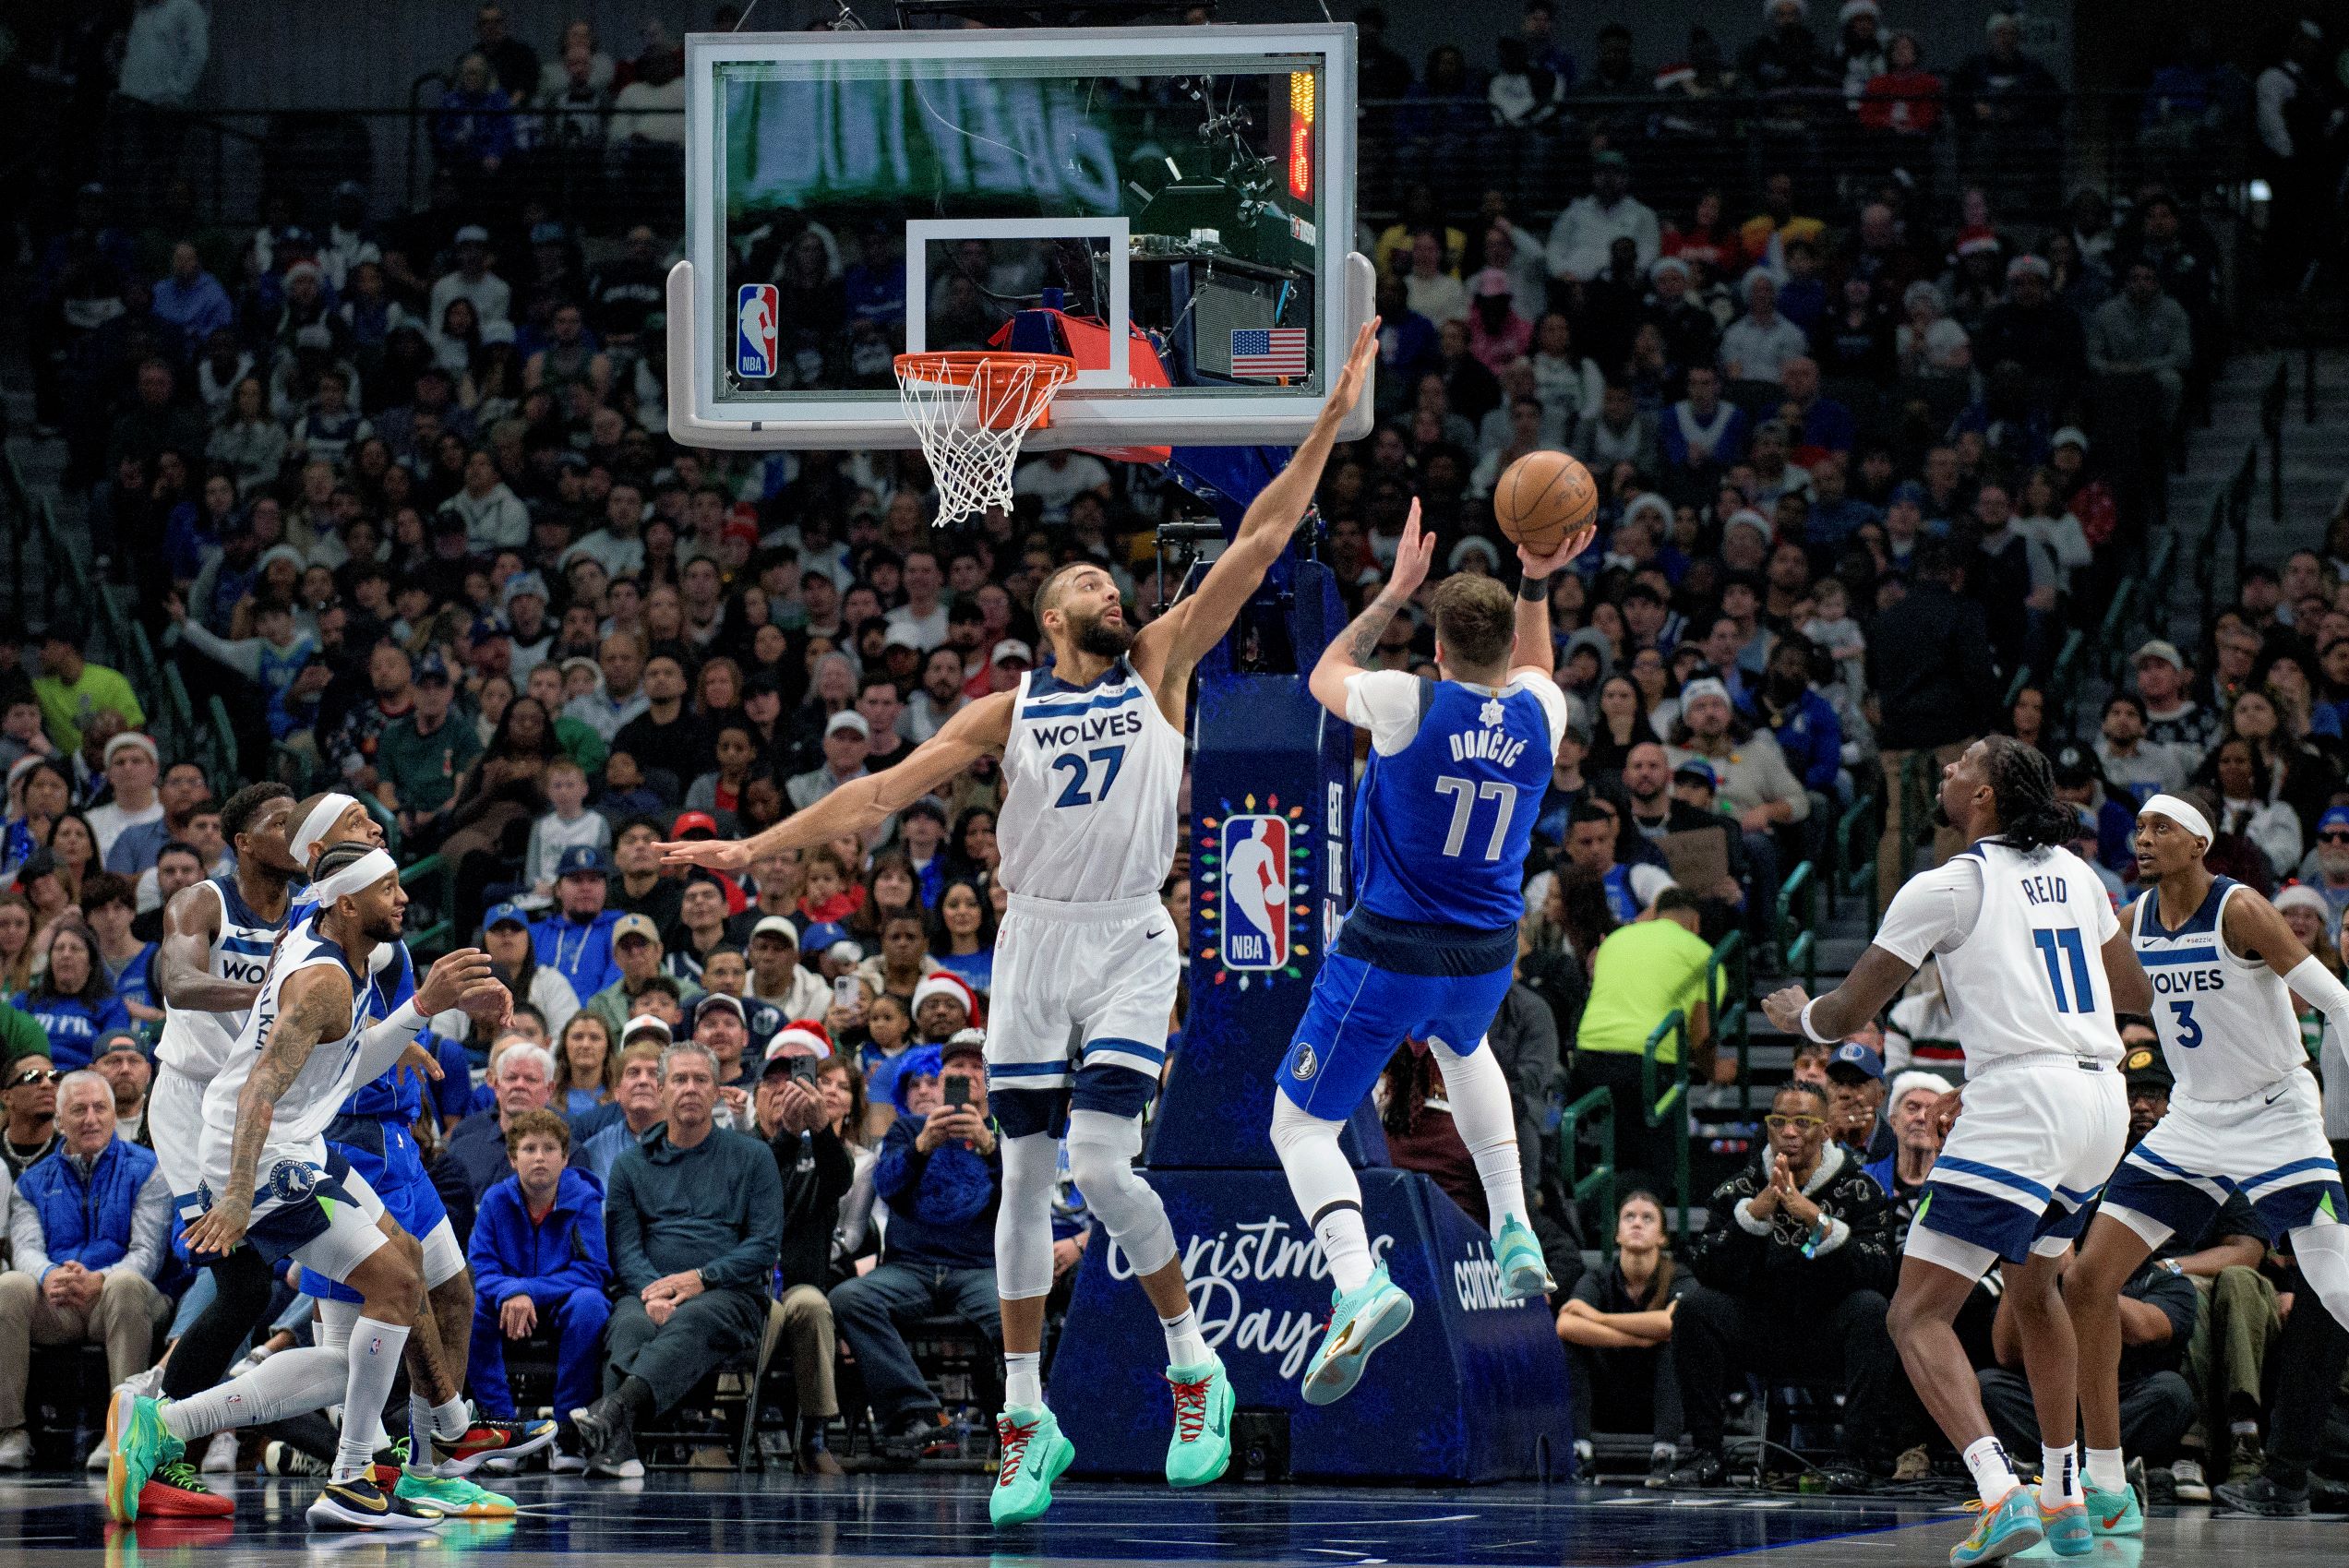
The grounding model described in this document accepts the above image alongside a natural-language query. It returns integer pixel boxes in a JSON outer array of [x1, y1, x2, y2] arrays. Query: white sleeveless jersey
[[996, 660, 1183, 904], [197, 914, 376, 1183], [155, 876, 289, 1082], [1934, 841, 2123, 1072], [2132, 877, 2304, 1102]]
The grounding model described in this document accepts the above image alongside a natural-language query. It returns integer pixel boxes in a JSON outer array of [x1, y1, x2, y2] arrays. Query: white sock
[[1964, 1434, 2020, 1507], [1160, 1307, 1209, 1370], [2040, 1442, 2079, 1508], [2085, 1446, 2127, 1493], [2230, 1418, 2259, 1438], [1270, 1096, 1373, 1294], [1004, 1350, 1043, 1410], [410, 1394, 470, 1469], [334, 1318, 410, 1482], [1430, 1038, 1528, 1231], [161, 1346, 350, 1443]]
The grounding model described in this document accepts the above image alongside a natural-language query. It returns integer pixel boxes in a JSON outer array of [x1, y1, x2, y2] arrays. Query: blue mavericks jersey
[[1348, 671, 1565, 933]]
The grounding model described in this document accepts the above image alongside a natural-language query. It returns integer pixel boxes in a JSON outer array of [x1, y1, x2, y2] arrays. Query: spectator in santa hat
[[911, 971, 980, 1047]]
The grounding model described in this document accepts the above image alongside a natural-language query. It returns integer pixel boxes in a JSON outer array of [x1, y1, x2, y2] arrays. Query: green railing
[[399, 853, 456, 956], [1557, 1086, 1617, 1236], [1709, 928, 1748, 1089], [207, 696, 241, 780], [1642, 1008, 1693, 1238], [1835, 792, 1881, 928], [2045, 628, 2088, 727], [1777, 860, 1817, 993]]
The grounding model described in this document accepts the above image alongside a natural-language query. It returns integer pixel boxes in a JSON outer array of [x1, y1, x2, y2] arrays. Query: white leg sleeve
[[2292, 1217, 2349, 1332], [994, 1131, 1061, 1303], [1270, 1094, 1374, 1296], [316, 1297, 363, 1351], [161, 1346, 350, 1443], [1065, 1108, 1178, 1279], [1428, 1035, 1528, 1234]]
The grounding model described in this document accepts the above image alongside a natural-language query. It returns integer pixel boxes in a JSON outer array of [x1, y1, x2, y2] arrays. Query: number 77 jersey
[[998, 659, 1184, 904], [1346, 669, 1567, 932]]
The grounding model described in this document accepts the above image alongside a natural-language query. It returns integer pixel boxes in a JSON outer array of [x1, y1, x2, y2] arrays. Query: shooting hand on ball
[[1517, 524, 1599, 581]]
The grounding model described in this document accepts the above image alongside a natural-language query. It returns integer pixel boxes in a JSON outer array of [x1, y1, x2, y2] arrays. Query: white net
[[893, 353, 1077, 525]]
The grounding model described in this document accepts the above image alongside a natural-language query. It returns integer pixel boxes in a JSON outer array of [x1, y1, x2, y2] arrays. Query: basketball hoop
[[893, 351, 1078, 525]]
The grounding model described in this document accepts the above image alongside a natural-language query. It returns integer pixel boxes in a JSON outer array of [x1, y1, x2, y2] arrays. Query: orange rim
[[895, 351, 1077, 431]]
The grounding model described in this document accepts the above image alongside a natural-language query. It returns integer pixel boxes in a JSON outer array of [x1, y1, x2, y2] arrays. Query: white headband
[[309, 847, 398, 904], [2139, 794, 2211, 846], [292, 793, 361, 863]]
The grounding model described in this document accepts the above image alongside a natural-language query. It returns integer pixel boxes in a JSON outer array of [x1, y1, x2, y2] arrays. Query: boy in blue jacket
[[466, 1108, 611, 1469]]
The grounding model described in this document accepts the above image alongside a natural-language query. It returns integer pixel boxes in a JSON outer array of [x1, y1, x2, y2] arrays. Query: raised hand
[[1324, 316, 1384, 422], [1516, 522, 1600, 581], [414, 949, 497, 1015], [656, 837, 751, 873], [1385, 500, 1436, 604]]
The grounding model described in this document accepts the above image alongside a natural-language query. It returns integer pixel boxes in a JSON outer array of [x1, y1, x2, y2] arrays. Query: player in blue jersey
[[1271, 506, 1594, 1405], [285, 794, 549, 1512]]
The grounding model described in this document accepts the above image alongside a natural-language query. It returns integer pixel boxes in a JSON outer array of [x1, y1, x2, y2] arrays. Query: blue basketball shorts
[[2101, 1068, 2344, 1246], [1276, 950, 1516, 1120], [300, 1119, 462, 1302]]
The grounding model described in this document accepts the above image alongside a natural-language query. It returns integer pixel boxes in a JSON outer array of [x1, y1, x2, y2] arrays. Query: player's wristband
[[1517, 572, 1552, 602], [1798, 998, 1835, 1045]]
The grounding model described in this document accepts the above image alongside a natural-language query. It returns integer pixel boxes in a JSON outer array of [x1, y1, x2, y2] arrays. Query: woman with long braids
[[1763, 736, 2155, 1562]]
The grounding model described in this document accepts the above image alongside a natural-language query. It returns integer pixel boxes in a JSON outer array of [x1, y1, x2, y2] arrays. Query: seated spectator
[[90, 1031, 152, 1143], [1823, 1041, 1893, 1170], [82, 733, 162, 865], [1562, 800, 1674, 926], [574, 1028, 669, 1183], [574, 1041, 783, 1478], [1718, 271, 1809, 384], [1874, 1070, 1955, 1215], [2, 1055, 61, 1179], [465, 1107, 610, 1473], [440, 1037, 556, 1223], [929, 878, 996, 995], [1660, 365, 1748, 482], [11, 919, 130, 1071], [2094, 694, 2191, 807], [79, 875, 159, 1026], [0, 1070, 172, 1469], [525, 760, 612, 902], [531, 846, 623, 1002], [1557, 1191, 1690, 1484], [586, 914, 703, 1035], [910, 972, 979, 1048], [829, 1037, 1001, 1460], [688, 992, 758, 1121], [1665, 1082, 1900, 1490], [753, 1025, 855, 1475], [550, 1012, 616, 1119], [747, 916, 832, 1022], [2086, 258, 2193, 430], [1664, 680, 1808, 930]]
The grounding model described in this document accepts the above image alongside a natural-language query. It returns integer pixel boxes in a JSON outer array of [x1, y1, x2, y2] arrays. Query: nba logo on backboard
[[736, 283, 778, 379], [1219, 815, 1288, 971]]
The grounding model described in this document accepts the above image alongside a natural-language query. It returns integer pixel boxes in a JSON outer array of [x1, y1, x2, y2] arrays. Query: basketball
[[1493, 450, 1598, 555]]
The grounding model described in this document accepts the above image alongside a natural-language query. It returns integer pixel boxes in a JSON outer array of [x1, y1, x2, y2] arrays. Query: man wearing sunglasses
[[1662, 1079, 1900, 1493], [2, 1057, 62, 1179]]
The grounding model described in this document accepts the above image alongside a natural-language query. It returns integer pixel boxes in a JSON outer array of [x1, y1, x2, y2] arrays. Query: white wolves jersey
[[997, 659, 1182, 904], [1874, 839, 2121, 1074], [2131, 877, 2304, 1102], [198, 914, 375, 1185], [155, 875, 288, 1083]]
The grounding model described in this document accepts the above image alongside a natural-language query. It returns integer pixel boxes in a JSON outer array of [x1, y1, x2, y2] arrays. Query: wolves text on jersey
[[1028, 706, 1145, 751]]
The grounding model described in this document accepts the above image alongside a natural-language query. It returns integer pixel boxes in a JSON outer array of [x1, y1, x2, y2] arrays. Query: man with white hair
[[2069, 794, 2349, 1522], [442, 1038, 557, 1209], [1873, 1069, 1956, 1216], [0, 1071, 173, 1471]]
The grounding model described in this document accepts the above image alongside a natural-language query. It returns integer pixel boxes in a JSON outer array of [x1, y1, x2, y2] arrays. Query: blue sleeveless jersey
[[1348, 673, 1564, 936]]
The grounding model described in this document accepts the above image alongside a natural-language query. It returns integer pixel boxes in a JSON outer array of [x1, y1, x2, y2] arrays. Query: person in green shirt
[[375, 653, 481, 847], [0, 998, 48, 1067], [34, 627, 145, 757], [1572, 886, 1721, 1197]]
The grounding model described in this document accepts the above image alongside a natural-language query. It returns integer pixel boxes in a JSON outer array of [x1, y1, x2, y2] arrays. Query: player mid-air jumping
[[2064, 794, 2349, 1522], [1269, 504, 1592, 1406], [658, 320, 1383, 1526], [1764, 738, 2151, 1564]]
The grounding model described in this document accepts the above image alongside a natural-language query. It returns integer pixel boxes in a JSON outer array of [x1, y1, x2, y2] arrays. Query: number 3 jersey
[[2130, 876, 2304, 1103], [1873, 839, 2122, 1074], [998, 659, 1184, 905], [1344, 668, 1566, 940]]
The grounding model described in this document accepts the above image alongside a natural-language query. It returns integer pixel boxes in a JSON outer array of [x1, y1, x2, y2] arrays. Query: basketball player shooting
[[1269, 497, 1594, 1408], [1763, 739, 2153, 1564], [656, 319, 1382, 1526]]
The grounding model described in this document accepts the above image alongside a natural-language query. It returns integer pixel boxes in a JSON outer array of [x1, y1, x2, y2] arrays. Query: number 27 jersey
[[1347, 668, 1566, 933], [997, 659, 1184, 905]]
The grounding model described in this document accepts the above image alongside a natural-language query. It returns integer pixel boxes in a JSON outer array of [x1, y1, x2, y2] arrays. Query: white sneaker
[[2172, 1456, 2211, 1503], [0, 1430, 32, 1470], [114, 1365, 165, 1403], [548, 1451, 587, 1475], [201, 1430, 241, 1474]]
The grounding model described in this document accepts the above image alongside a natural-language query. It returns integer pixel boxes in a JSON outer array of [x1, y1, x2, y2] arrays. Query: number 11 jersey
[[1346, 668, 1567, 933], [998, 659, 1184, 905]]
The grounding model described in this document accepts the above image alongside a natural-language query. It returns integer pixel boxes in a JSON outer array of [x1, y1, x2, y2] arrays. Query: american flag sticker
[[1230, 327, 1309, 378]]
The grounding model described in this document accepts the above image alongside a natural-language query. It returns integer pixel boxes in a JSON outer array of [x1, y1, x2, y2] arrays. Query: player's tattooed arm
[[156, 880, 261, 1014], [1307, 500, 1432, 716], [184, 966, 353, 1252]]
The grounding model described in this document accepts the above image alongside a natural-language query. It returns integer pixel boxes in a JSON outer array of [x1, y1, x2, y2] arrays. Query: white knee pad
[[1269, 1093, 1359, 1223], [994, 1131, 1061, 1303], [1065, 1108, 1177, 1279], [2294, 1218, 2349, 1329]]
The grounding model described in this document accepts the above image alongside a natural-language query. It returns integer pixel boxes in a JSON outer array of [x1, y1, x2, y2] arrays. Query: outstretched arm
[[1140, 318, 1381, 678], [657, 693, 1016, 873], [156, 880, 258, 1014], [181, 965, 354, 1254], [1508, 530, 1600, 684], [1759, 943, 1917, 1048], [1308, 500, 1432, 717]]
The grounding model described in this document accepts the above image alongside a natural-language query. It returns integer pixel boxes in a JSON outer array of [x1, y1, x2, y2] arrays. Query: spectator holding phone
[[753, 1023, 853, 1475]]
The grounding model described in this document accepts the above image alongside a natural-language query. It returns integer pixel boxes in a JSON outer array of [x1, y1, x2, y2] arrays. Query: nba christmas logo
[[736, 283, 778, 378], [1218, 815, 1288, 970]]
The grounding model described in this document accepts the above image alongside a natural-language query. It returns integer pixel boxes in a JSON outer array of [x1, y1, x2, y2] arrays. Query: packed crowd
[[3, 0, 2347, 1499]]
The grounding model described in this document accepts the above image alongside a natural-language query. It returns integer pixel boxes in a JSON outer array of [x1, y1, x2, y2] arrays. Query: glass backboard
[[672, 24, 1363, 452]]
